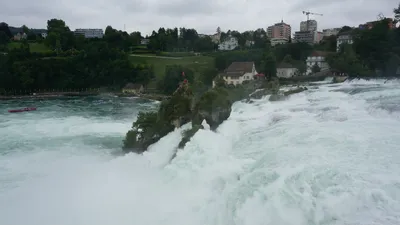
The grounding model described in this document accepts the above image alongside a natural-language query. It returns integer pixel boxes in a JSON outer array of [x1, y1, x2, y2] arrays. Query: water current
[[1, 79, 400, 225]]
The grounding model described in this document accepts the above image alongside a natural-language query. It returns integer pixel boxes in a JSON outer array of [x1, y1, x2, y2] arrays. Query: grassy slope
[[129, 55, 215, 87], [8, 42, 51, 53]]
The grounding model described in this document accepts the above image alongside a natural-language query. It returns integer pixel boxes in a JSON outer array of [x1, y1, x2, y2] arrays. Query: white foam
[[1, 79, 400, 225]]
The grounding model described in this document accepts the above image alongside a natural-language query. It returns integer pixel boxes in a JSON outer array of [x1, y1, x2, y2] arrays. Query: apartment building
[[74, 29, 104, 38], [267, 20, 291, 39]]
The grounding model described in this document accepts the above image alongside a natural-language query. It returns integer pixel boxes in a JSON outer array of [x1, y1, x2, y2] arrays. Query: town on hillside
[[1, 4, 400, 97]]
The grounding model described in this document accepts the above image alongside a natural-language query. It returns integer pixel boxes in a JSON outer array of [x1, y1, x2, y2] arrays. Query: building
[[218, 36, 238, 51], [13, 32, 27, 41], [277, 63, 299, 78], [245, 40, 254, 47], [140, 38, 149, 45], [213, 62, 257, 87], [267, 20, 291, 39], [122, 83, 144, 95], [336, 31, 353, 52], [270, 37, 289, 46], [306, 51, 331, 75], [210, 30, 221, 43], [293, 31, 317, 45], [300, 20, 317, 31], [41, 33, 47, 38], [322, 28, 341, 37], [359, 18, 395, 30], [74, 29, 104, 38]]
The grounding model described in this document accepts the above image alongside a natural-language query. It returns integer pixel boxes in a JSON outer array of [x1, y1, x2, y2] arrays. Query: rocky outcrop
[[122, 83, 193, 154], [283, 86, 308, 96], [123, 79, 280, 154], [191, 88, 232, 131]]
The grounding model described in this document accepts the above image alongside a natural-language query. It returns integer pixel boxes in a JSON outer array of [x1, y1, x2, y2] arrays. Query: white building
[[218, 36, 238, 51], [270, 37, 289, 46], [323, 28, 340, 37], [74, 29, 104, 38], [277, 63, 299, 78], [140, 38, 149, 45], [213, 62, 257, 87], [300, 20, 317, 31], [336, 31, 353, 52], [306, 51, 330, 75]]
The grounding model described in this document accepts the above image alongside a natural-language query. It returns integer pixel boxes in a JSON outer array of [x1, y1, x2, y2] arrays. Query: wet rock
[[283, 87, 308, 96], [269, 94, 287, 101], [192, 88, 232, 131]]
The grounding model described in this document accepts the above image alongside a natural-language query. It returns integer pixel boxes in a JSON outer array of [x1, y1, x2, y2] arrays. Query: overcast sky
[[1, 0, 398, 36]]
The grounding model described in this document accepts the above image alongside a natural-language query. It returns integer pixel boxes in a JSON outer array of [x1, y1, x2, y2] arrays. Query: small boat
[[8, 107, 37, 113]]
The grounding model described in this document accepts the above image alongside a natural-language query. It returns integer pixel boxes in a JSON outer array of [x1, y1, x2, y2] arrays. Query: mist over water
[[1, 80, 400, 225]]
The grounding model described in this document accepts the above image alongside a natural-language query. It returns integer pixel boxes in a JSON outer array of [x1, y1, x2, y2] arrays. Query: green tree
[[394, 3, 400, 24], [21, 25, 29, 34], [159, 65, 194, 95], [263, 52, 277, 79], [199, 67, 218, 86], [0, 31, 9, 50], [0, 22, 12, 38]]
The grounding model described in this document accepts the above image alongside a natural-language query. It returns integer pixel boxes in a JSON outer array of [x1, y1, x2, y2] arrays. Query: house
[[122, 83, 144, 95], [336, 31, 353, 52], [140, 38, 149, 45], [41, 33, 47, 38], [213, 62, 257, 87], [306, 51, 332, 75], [277, 63, 299, 78], [13, 32, 27, 41], [270, 37, 289, 46], [218, 36, 238, 51], [210, 31, 221, 43]]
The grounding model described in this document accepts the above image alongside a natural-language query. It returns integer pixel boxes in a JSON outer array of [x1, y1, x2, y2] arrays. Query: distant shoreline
[[0, 92, 99, 100], [0, 92, 170, 101]]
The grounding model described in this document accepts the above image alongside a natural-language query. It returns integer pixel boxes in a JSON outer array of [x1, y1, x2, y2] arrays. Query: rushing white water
[[1, 80, 400, 225]]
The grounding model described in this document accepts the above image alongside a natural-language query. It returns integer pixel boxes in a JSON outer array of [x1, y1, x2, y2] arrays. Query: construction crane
[[302, 11, 323, 31]]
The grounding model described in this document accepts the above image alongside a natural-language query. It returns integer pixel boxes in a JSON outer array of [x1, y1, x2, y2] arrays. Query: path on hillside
[[130, 54, 182, 59]]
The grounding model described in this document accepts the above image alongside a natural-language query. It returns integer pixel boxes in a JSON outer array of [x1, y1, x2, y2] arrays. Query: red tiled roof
[[224, 62, 254, 77]]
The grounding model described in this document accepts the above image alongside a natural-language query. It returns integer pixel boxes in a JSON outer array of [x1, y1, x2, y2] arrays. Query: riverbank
[[0, 92, 99, 100]]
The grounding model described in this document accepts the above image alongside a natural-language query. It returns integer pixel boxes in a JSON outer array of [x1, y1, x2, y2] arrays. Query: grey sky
[[1, 0, 398, 36]]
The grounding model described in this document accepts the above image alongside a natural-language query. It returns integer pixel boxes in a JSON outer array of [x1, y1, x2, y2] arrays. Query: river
[[1, 79, 400, 225]]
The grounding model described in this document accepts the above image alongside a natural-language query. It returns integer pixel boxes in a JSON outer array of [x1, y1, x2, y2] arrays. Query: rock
[[177, 124, 204, 149], [192, 88, 232, 131], [283, 87, 308, 96], [269, 94, 287, 101], [122, 82, 193, 154]]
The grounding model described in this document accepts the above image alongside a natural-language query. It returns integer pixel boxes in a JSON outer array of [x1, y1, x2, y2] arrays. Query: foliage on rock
[[123, 111, 174, 153], [192, 87, 232, 130]]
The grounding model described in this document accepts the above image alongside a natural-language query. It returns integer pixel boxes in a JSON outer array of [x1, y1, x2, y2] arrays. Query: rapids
[[1, 79, 400, 225]]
